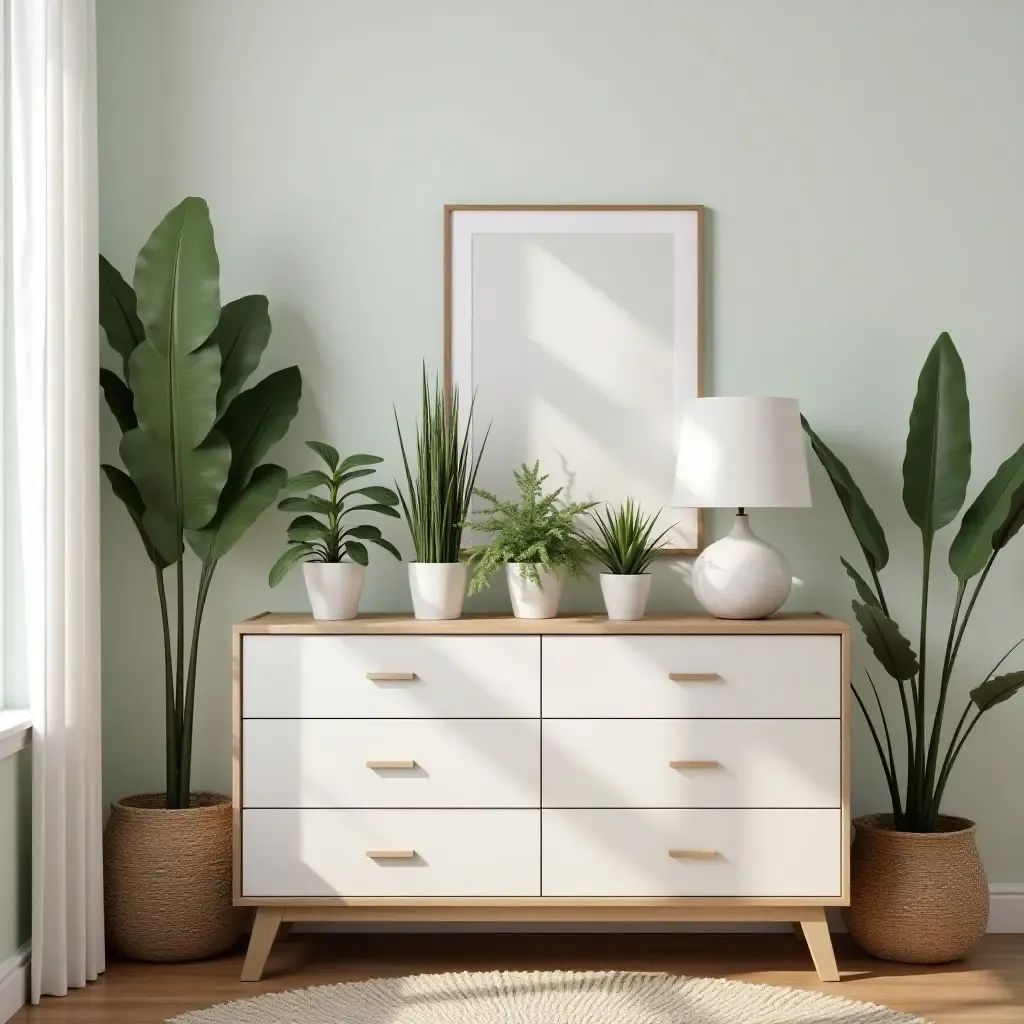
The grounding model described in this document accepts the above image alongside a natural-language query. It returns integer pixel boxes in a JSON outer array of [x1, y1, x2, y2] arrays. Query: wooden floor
[[12, 933, 1024, 1022]]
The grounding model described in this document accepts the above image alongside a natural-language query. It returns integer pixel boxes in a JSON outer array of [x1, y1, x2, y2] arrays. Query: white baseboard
[[294, 886, 1024, 935], [0, 942, 30, 1024]]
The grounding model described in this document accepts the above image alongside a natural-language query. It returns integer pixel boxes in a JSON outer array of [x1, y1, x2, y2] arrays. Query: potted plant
[[585, 498, 673, 620], [805, 331, 1024, 963], [464, 462, 595, 618], [98, 198, 301, 960], [269, 441, 401, 618], [394, 370, 488, 619]]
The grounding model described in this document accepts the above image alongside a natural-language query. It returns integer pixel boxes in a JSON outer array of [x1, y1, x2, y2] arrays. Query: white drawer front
[[243, 718, 540, 808], [242, 809, 539, 897], [542, 635, 841, 718], [242, 635, 540, 718], [542, 719, 840, 809], [542, 809, 841, 897]]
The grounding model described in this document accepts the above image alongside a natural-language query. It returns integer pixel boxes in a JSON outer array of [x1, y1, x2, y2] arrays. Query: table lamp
[[671, 396, 811, 619]]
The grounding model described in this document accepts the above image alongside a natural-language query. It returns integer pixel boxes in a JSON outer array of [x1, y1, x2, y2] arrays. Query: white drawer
[[242, 635, 540, 718], [242, 809, 539, 897], [541, 635, 840, 718], [542, 808, 842, 897], [542, 719, 840, 809], [243, 718, 540, 808]]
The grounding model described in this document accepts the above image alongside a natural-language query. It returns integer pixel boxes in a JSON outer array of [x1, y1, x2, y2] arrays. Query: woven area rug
[[166, 970, 930, 1023]]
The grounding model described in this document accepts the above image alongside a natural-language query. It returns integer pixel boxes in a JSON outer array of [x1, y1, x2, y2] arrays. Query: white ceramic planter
[[599, 573, 653, 621], [303, 561, 366, 620], [408, 562, 468, 620], [506, 563, 563, 619]]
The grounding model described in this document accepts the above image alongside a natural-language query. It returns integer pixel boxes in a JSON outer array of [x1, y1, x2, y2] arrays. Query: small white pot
[[599, 572, 653, 621], [408, 562, 467, 620], [303, 561, 366, 620], [506, 564, 563, 619]]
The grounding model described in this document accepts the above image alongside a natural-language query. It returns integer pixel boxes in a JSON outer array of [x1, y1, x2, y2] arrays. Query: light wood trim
[[797, 906, 841, 982], [241, 907, 283, 982], [366, 760, 417, 770], [442, 203, 704, 556], [236, 612, 850, 636], [366, 849, 417, 860], [668, 849, 720, 860], [669, 759, 720, 770], [365, 671, 418, 682], [841, 626, 852, 904], [231, 628, 242, 905], [669, 671, 722, 682]]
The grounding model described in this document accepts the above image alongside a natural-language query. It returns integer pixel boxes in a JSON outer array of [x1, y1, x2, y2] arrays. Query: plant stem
[[155, 566, 179, 804], [931, 707, 984, 816], [171, 550, 186, 809], [177, 560, 216, 808], [869, 565, 890, 617], [865, 670, 903, 824], [911, 534, 933, 826], [853, 684, 903, 827], [948, 553, 997, 677]]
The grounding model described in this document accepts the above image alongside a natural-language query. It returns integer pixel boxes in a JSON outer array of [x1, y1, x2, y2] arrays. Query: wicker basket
[[103, 792, 245, 961], [843, 813, 989, 963]]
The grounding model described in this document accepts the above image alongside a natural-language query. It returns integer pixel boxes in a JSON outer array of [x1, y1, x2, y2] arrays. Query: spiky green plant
[[585, 498, 674, 575], [464, 462, 597, 593], [269, 441, 401, 584], [394, 369, 489, 562]]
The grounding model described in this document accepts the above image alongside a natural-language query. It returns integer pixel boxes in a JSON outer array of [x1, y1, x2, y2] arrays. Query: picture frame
[[444, 204, 703, 555]]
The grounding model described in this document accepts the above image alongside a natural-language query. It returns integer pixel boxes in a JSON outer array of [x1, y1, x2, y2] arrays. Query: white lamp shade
[[671, 397, 812, 509]]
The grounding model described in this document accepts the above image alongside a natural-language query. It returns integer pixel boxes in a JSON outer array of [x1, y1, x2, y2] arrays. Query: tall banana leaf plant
[[99, 198, 301, 809], [805, 332, 1024, 832]]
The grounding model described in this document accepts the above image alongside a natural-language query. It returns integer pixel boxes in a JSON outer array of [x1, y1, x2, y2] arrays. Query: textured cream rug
[[166, 970, 930, 1023]]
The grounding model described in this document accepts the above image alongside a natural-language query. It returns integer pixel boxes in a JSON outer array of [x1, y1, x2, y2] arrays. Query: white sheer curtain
[[1, 0, 105, 1001]]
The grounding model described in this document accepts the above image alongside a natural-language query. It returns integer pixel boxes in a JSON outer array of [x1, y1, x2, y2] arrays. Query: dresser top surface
[[236, 612, 848, 636]]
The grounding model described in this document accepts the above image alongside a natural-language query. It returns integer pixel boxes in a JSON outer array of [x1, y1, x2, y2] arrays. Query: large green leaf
[[100, 464, 173, 567], [218, 366, 302, 497], [211, 295, 272, 417], [99, 255, 144, 378], [287, 514, 331, 543], [841, 556, 880, 609], [142, 508, 187, 565], [342, 485, 399, 505], [902, 333, 971, 540], [853, 600, 920, 681], [124, 197, 227, 531], [278, 494, 333, 516], [992, 482, 1024, 551], [802, 416, 889, 571], [338, 453, 383, 474], [99, 368, 137, 433], [949, 441, 1024, 580], [285, 469, 332, 492], [186, 464, 287, 562], [269, 543, 316, 587], [971, 670, 1024, 712]]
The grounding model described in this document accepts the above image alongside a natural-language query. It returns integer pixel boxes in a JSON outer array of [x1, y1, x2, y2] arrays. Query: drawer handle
[[366, 672, 418, 682], [669, 849, 720, 860], [366, 760, 417, 770], [668, 672, 722, 683], [669, 760, 721, 770], [366, 849, 416, 860]]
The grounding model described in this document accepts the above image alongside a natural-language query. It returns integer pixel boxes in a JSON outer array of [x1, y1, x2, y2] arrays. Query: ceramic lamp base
[[691, 513, 792, 619]]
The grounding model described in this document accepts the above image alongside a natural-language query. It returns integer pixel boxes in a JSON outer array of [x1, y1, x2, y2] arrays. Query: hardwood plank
[[12, 933, 1024, 1022]]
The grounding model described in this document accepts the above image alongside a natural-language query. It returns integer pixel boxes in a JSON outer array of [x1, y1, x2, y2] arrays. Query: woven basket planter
[[104, 792, 245, 962], [843, 813, 988, 964]]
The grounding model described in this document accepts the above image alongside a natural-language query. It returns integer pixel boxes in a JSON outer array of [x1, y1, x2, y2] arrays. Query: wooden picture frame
[[444, 205, 703, 555]]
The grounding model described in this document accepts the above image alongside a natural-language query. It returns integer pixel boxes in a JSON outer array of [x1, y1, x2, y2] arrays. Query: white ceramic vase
[[303, 561, 366, 620], [599, 573, 653, 621], [408, 562, 467, 620], [506, 564, 563, 619]]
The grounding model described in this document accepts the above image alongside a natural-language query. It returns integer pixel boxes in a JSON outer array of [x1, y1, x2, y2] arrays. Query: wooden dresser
[[233, 613, 850, 981]]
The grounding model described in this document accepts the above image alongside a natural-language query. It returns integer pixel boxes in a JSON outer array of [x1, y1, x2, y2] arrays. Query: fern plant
[[463, 462, 596, 593], [269, 441, 401, 585], [585, 498, 674, 574]]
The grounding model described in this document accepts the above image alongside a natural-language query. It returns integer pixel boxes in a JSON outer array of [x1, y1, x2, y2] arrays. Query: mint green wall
[[0, 748, 31, 960], [96, 0, 1024, 880]]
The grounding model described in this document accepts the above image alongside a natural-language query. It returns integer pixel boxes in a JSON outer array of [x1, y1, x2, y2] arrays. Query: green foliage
[[98, 198, 301, 808], [269, 442, 402, 585], [584, 498, 673, 575], [805, 331, 1024, 831], [463, 462, 596, 593], [395, 369, 489, 563]]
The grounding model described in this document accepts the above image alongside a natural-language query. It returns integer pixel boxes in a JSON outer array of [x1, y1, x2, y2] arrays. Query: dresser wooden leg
[[797, 908, 840, 982], [241, 908, 285, 982]]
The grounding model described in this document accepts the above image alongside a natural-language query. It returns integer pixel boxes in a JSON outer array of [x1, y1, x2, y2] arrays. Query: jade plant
[[463, 461, 596, 592], [269, 441, 401, 585], [100, 197, 301, 809], [805, 332, 1024, 832]]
